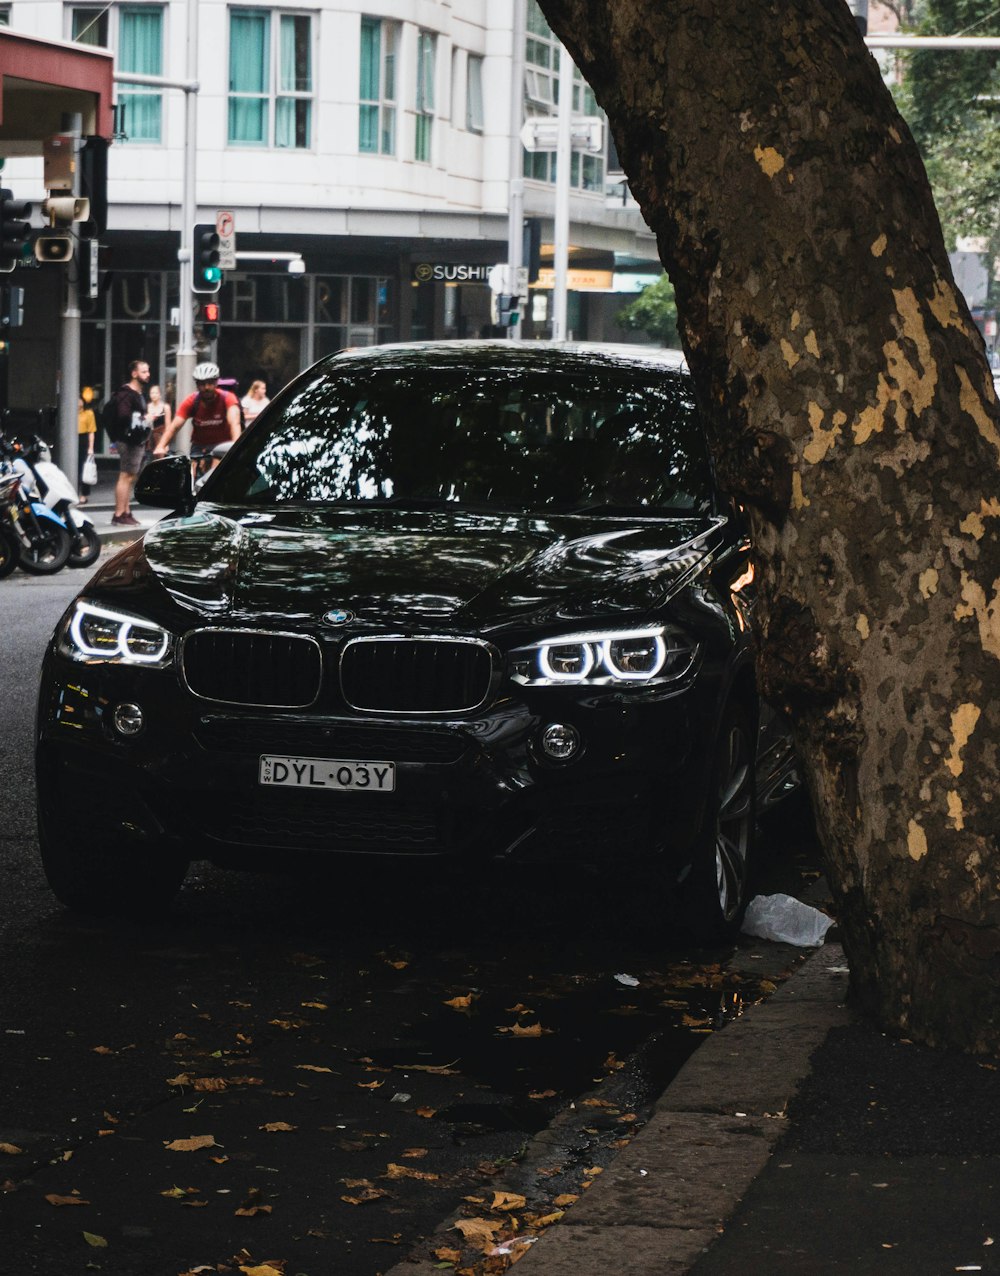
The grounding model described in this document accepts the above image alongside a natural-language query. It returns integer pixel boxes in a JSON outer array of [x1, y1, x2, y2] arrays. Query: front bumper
[[36, 651, 714, 869]]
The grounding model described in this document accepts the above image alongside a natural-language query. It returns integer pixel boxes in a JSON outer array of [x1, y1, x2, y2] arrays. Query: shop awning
[[0, 30, 113, 153]]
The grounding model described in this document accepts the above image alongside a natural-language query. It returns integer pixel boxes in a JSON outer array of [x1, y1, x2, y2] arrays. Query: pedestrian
[[104, 359, 151, 527], [241, 379, 269, 428], [154, 361, 240, 474], [77, 390, 96, 504], [146, 383, 172, 456]]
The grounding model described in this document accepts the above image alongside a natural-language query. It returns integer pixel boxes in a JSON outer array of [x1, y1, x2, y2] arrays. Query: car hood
[[92, 505, 724, 632]]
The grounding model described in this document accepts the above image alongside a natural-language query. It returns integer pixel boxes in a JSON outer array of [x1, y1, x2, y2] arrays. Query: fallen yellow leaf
[[385, 1163, 439, 1181], [341, 1187, 390, 1205], [444, 994, 476, 1010], [526, 1209, 564, 1228], [491, 1191, 526, 1211], [164, 1135, 218, 1152], [296, 1064, 333, 1073], [401, 1147, 428, 1158], [434, 1247, 463, 1263], [453, 1217, 501, 1252], [357, 1081, 383, 1090], [553, 1194, 578, 1207], [300, 1001, 328, 1009], [528, 1090, 556, 1100], [0, 1143, 23, 1155], [235, 1203, 272, 1216], [82, 1232, 108, 1248], [45, 1194, 89, 1207], [416, 1107, 437, 1118], [259, 1122, 296, 1133], [239, 1266, 285, 1276]]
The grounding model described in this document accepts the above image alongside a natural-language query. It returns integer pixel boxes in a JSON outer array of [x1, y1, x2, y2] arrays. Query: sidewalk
[[505, 940, 1000, 1276], [81, 459, 162, 545]]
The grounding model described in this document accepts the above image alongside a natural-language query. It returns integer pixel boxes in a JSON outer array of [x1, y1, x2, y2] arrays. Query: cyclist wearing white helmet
[[154, 361, 241, 466]]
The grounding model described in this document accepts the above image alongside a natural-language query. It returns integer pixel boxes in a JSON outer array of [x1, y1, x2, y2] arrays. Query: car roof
[[326, 339, 688, 376]]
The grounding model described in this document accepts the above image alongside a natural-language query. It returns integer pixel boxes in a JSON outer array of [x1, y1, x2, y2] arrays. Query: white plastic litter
[[614, 973, 640, 986], [740, 893, 834, 947]]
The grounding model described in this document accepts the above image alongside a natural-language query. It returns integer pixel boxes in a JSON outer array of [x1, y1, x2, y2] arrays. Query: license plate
[[258, 754, 396, 792]]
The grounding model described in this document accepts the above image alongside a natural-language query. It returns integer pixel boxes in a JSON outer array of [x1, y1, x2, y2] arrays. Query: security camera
[[287, 258, 305, 276]]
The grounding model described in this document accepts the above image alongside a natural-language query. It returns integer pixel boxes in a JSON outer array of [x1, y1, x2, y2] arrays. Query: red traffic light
[[202, 301, 220, 322]]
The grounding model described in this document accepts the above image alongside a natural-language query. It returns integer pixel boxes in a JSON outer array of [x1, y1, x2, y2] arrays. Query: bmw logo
[[323, 608, 355, 626]]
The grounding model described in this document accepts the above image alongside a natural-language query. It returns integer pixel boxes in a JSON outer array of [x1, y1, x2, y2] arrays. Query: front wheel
[[0, 527, 17, 579], [68, 521, 102, 569], [17, 518, 73, 575], [38, 806, 189, 916], [679, 704, 757, 945]]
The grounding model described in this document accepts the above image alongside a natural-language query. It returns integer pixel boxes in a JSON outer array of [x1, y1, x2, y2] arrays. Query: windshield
[[204, 355, 715, 514]]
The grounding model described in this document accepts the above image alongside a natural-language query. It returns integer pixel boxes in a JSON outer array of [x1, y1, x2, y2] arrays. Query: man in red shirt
[[153, 362, 241, 468]]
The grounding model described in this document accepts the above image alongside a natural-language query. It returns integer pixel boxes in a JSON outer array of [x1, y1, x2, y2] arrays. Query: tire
[[0, 528, 17, 579], [17, 519, 73, 575], [679, 704, 757, 945], [38, 805, 189, 916], [67, 521, 102, 569]]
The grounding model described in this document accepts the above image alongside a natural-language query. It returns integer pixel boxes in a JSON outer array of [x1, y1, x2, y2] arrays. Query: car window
[[205, 356, 715, 514]]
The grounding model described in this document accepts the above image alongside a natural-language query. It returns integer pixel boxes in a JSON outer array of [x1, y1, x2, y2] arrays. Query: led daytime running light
[[69, 602, 170, 664], [539, 641, 595, 682], [601, 633, 667, 680]]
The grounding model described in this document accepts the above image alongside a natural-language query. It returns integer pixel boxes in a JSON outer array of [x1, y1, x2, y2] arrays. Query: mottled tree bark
[[538, 0, 1000, 1051]]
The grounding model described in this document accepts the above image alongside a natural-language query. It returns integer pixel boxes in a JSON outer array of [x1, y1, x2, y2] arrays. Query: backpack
[[101, 388, 151, 444]]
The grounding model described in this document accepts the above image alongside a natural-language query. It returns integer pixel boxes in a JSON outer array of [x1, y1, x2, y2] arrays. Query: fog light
[[541, 722, 580, 761], [113, 702, 144, 736]]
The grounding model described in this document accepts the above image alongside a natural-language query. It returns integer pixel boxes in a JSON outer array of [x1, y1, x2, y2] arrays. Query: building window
[[70, 4, 164, 143], [359, 16, 397, 155], [414, 30, 435, 163], [229, 8, 313, 149], [69, 5, 109, 46], [466, 54, 484, 133], [522, 0, 604, 192], [0, 8, 11, 25], [118, 6, 163, 144]]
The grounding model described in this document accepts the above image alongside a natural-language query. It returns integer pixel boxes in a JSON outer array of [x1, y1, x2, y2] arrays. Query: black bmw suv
[[36, 342, 796, 940]]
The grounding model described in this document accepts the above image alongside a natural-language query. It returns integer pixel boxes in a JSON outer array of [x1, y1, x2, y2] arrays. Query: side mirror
[[135, 455, 194, 513]]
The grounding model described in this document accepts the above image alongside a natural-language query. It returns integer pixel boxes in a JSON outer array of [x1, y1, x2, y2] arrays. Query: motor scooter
[[13, 434, 101, 568], [0, 435, 73, 574], [0, 467, 24, 578]]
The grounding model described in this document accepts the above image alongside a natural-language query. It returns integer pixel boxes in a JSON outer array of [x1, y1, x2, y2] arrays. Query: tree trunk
[[538, 0, 1000, 1052]]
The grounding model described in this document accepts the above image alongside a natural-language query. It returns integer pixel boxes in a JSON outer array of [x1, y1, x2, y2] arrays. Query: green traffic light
[[204, 266, 222, 283]]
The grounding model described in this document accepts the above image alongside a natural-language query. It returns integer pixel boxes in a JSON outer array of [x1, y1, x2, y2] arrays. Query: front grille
[[182, 630, 322, 707], [194, 718, 470, 765], [340, 638, 494, 714]]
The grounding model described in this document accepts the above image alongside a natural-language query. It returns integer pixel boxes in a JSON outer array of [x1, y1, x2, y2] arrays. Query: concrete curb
[[389, 941, 848, 1276]]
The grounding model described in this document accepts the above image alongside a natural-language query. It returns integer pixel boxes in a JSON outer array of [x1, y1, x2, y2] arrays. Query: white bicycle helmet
[[193, 361, 220, 382]]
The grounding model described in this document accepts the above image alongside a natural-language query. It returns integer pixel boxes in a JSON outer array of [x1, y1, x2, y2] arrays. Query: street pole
[[506, 0, 526, 339], [57, 113, 82, 475], [176, 0, 198, 404], [552, 42, 573, 341]]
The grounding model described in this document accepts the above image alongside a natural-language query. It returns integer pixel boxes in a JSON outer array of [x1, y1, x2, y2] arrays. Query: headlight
[[59, 601, 174, 667], [510, 626, 697, 687]]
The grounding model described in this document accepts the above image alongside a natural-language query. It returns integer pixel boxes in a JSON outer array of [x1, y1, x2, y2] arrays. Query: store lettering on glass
[[114, 274, 157, 319]]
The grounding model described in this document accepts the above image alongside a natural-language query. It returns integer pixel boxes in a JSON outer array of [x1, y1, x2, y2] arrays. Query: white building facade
[[1, 0, 659, 425]]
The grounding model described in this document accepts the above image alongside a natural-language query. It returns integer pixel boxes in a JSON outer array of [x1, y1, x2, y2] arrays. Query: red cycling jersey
[[175, 388, 239, 450]]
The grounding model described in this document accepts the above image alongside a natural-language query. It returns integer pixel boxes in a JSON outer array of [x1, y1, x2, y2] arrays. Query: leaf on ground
[[385, 1163, 439, 1181], [603, 1053, 625, 1070], [268, 1019, 306, 1030], [357, 1081, 384, 1090], [401, 1147, 429, 1158], [235, 1204, 273, 1216], [491, 1191, 526, 1211], [499, 1022, 550, 1038], [192, 1077, 228, 1092], [181, 1198, 209, 1208], [91, 1046, 114, 1055], [581, 1098, 615, 1109], [416, 1107, 437, 1118], [528, 1089, 556, 1100], [505, 1004, 533, 1015], [553, 1194, 578, 1207], [82, 1231, 108, 1247], [259, 1122, 296, 1133], [681, 1013, 712, 1028], [341, 1187, 390, 1205], [0, 1143, 23, 1155], [296, 1065, 333, 1073], [161, 1186, 201, 1199], [525, 1210, 564, 1229], [434, 1247, 463, 1263], [239, 1265, 285, 1276], [45, 1194, 89, 1206], [164, 1135, 218, 1152], [394, 1061, 459, 1074], [453, 1217, 501, 1251], [443, 994, 477, 1010], [300, 1001, 328, 1010], [98, 1129, 115, 1138]]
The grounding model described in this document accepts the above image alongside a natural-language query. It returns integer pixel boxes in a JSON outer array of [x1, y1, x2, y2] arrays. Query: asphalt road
[[0, 555, 823, 1276]]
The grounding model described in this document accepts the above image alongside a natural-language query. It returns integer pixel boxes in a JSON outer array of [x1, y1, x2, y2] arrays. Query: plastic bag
[[81, 454, 98, 487], [740, 893, 834, 947]]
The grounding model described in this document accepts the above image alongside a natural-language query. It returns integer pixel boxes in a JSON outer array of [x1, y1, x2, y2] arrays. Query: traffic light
[[496, 294, 519, 328], [200, 300, 220, 339], [192, 223, 221, 294], [0, 189, 32, 272]]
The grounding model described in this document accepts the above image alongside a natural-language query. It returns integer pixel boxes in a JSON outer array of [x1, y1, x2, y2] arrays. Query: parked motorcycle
[[0, 467, 24, 579], [11, 434, 101, 569], [0, 434, 74, 574]]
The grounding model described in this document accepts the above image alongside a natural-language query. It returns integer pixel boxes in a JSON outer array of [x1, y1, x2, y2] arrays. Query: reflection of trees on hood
[[210, 350, 715, 515]]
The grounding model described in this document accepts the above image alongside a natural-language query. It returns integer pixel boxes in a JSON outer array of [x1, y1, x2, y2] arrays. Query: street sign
[[519, 116, 604, 154], [216, 208, 236, 271]]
